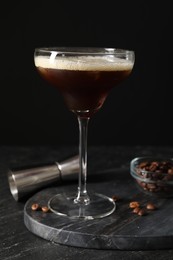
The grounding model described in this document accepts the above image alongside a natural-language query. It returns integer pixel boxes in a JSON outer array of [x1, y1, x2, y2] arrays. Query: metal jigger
[[8, 155, 79, 201]]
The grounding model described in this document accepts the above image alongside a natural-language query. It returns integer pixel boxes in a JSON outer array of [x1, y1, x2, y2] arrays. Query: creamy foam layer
[[35, 55, 133, 71]]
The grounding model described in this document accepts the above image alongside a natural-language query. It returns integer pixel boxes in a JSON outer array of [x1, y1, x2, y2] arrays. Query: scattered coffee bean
[[41, 206, 50, 213], [31, 203, 51, 213], [112, 195, 120, 202], [31, 203, 40, 211], [168, 168, 173, 175], [130, 200, 158, 216], [138, 208, 146, 216], [129, 201, 140, 208], [146, 202, 156, 210], [133, 207, 140, 214]]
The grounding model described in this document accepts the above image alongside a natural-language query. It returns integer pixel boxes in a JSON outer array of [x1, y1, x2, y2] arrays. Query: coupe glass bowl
[[130, 157, 173, 197]]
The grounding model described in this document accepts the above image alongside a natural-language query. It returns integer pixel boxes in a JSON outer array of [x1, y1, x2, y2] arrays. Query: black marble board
[[24, 168, 173, 250]]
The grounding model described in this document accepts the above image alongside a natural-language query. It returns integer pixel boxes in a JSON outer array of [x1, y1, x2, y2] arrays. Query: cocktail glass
[[34, 47, 135, 219]]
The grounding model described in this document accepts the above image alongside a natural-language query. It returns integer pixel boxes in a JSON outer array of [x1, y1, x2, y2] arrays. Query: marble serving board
[[24, 168, 173, 250]]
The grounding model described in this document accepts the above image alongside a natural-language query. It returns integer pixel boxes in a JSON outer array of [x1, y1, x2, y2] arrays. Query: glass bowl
[[130, 157, 173, 197]]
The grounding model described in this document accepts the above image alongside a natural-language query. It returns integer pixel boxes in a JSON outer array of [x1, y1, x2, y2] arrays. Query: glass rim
[[34, 46, 134, 55]]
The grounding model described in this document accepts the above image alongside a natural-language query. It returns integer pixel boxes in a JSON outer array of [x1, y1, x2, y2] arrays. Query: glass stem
[[74, 116, 90, 205]]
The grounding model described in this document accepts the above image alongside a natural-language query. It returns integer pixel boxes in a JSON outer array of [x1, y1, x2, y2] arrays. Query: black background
[[0, 1, 172, 146]]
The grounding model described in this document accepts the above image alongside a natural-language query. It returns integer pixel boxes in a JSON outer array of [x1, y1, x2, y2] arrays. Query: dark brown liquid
[[36, 67, 132, 117]]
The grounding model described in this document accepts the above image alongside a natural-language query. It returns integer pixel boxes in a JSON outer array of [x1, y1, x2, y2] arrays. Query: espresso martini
[[35, 55, 133, 117]]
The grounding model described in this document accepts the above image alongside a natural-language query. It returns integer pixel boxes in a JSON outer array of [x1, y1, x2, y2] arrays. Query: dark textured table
[[1, 145, 173, 259]]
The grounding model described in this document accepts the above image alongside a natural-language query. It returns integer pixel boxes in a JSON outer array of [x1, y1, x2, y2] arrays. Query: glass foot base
[[48, 192, 116, 220]]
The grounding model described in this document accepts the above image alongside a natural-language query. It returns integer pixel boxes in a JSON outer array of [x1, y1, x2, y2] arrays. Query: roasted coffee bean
[[168, 168, 173, 175], [112, 195, 120, 202], [31, 203, 40, 211], [138, 208, 146, 216], [149, 163, 158, 172], [133, 207, 140, 214], [135, 159, 173, 193], [139, 162, 148, 169], [41, 206, 50, 213], [129, 201, 140, 208], [146, 202, 156, 210]]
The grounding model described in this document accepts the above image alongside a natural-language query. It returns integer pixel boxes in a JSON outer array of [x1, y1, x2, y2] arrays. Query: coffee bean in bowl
[[130, 157, 173, 197]]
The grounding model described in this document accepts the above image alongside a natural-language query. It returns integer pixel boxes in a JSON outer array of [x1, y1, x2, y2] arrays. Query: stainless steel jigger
[[8, 155, 79, 201]]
